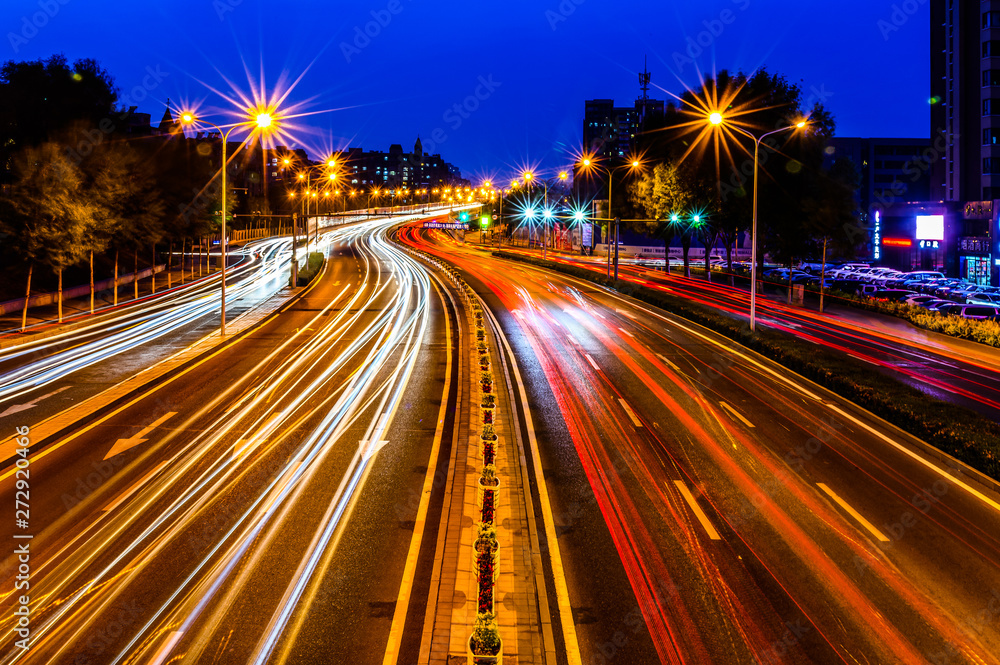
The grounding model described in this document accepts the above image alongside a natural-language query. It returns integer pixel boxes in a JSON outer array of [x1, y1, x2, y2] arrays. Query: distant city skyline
[[2, 0, 929, 179]]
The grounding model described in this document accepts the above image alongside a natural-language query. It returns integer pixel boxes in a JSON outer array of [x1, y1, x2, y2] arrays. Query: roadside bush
[[835, 291, 1000, 348], [296, 252, 325, 286]]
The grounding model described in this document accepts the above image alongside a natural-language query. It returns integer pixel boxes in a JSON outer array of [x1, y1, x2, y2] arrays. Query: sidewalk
[[0, 283, 301, 464], [416, 283, 549, 663], [0, 261, 219, 338]]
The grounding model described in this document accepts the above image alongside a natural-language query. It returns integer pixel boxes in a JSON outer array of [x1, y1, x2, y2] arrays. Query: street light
[[577, 154, 643, 279], [180, 107, 279, 335], [709, 112, 806, 332]]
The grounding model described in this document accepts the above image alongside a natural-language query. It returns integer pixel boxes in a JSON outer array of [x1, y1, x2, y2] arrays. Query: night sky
[[2, 0, 928, 181]]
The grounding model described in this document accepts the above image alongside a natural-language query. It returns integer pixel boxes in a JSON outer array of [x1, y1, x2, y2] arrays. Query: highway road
[[497, 246, 1000, 421], [0, 236, 297, 426], [407, 229, 1000, 664], [0, 215, 458, 664]]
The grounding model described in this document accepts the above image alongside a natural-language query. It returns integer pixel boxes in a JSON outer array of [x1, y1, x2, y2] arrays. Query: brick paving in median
[[419, 290, 545, 664]]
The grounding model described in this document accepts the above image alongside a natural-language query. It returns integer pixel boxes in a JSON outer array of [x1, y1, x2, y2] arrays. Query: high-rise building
[[825, 137, 932, 217], [340, 138, 467, 190], [928, 0, 1000, 283], [930, 0, 1000, 201], [577, 62, 665, 202]]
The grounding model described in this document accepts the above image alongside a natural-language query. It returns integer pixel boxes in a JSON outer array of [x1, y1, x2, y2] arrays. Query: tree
[[81, 137, 165, 305], [636, 68, 851, 285], [0, 55, 118, 182], [631, 161, 714, 277], [0, 143, 100, 326]]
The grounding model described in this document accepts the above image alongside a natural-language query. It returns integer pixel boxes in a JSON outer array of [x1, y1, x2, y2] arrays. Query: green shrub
[[470, 612, 501, 655], [296, 252, 325, 286]]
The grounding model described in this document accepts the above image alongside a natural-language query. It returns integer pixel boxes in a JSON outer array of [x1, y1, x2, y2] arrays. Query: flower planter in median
[[482, 409, 494, 424], [481, 488, 496, 524], [475, 546, 499, 584], [477, 477, 500, 510], [481, 439, 495, 466], [467, 612, 503, 665]]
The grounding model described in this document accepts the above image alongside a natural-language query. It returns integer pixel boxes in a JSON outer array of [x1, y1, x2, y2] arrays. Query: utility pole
[[290, 212, 298, 287]]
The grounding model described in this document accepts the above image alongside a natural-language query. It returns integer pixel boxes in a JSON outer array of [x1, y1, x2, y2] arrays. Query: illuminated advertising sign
[[915, 215, 945, 241], [422, 222, 468, 229], [873, 210, 881, 260], [581, 222, 593, 248]]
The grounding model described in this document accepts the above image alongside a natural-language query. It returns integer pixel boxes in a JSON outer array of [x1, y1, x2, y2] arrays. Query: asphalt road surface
[[0, 216, 458, 664], [408, 228, 1000, 665]]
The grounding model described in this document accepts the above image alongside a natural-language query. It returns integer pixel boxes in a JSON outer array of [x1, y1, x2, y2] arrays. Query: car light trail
[[0, 212, 448, 664]]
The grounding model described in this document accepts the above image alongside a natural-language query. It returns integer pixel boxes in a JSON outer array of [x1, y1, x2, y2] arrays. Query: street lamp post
[[578, 157, 642, 280], [180, 110, 276, 336], [709, 112, 806, 333]]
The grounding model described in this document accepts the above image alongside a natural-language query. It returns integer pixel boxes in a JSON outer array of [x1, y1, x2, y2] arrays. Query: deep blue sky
[[3, 0, 928, 182]]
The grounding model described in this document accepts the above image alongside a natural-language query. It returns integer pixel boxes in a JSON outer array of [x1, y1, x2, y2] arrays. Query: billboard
[[915, 215, 944, 241], [581, 222, 593, 248]]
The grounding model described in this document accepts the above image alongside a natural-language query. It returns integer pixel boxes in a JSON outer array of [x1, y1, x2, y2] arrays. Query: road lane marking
[[720, 402, 755, 428], [149, 631, 184, 665], [849, 354, 880, 366], [102, 461, 167, 512], [673, 481, 721, 540], [618, 327, 634, 337], [566, 334, 579, 346], [104, 411, 178, 459], [383, 277, 456, 665], [618, 399, 643, 428], [585, 354, 600, 371], [616, 308, 638, 319], [825, 403, 1000, 513], [0, 386, 71, 418], [816, 482, 890, 542], [655, 353, 681, 373]]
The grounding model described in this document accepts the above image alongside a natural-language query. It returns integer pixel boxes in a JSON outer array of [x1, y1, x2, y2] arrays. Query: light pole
[[180, 109, 277, 336], [709, 112, 806, 332], [578, 156, 642, 279]]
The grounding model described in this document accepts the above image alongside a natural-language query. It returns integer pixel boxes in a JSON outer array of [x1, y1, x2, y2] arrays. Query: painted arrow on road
[[0, 386, 71, 419], [104, 412, 177, 460]]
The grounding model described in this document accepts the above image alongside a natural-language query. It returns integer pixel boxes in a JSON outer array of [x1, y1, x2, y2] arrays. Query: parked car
[[933, 280, 966, 297], [798, 261, 837, 274], [862, 267, 901, 284], [918, 299, 957, 311], [950, 304, 1000, 320], [944, 284, 979, 301], [903, 295, 939, 306], [966, 292, 1000, 305], [830, 262, 870, 277], [872, 271, 905, 287], [935, 302, 967, 316]]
